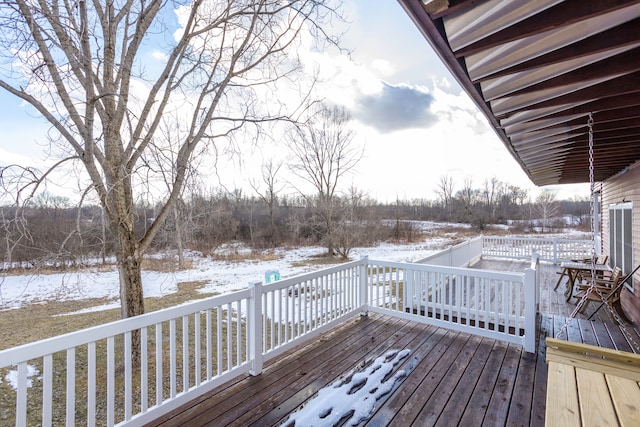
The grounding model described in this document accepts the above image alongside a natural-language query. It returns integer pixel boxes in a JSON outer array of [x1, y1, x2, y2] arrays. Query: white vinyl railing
[[0, 260, 366, 427], [258, 260, 364, 362], [366, 256, 538, 353], [415, 236, 483, 267], [0, 239, 552, 426], [482, 236, 592, 263]]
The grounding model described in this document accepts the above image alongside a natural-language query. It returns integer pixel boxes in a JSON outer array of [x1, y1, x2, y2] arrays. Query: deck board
[[148, 260, 639, 427], [458, 339, 508, 426], [433, 337, 494, 426]]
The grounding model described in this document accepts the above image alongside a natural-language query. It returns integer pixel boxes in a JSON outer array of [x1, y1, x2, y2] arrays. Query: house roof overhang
[[397, 0, 640, 186]]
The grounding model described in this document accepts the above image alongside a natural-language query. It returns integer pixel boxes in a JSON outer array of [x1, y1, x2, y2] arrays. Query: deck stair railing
[[0, 235, 575, 426]]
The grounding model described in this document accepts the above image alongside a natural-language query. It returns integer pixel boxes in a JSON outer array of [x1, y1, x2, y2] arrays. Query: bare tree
[[535, 189, 559, 232], [0, 1, 341, 319], [333, 186, 370, 259], [250, 159, 285, 247], [287, 104, 362, 256], [482, 176, 499, 217], [435, 174, 455, 215]]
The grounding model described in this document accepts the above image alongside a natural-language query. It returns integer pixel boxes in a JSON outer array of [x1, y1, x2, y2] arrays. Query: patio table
[[554, 261, 612, 302]]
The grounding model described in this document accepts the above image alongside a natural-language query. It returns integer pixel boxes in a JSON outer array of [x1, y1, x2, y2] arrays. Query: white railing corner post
[[523, 267, 537, 353], [553, 237, 558, 264], [359, 256, 369, 316], [248, 281, 263, 376]]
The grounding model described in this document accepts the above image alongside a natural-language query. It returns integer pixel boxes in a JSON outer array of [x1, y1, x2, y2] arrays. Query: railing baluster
[[141, 327, 148, 413], [170, 319, 176, 399], [43, 354, 53, 427], [226, 303, 232, 371], [124, 331, 132, 421], [194, 314, 201, 387], [155, 322, 163, 406], [236, 301, 242, 366], [66, 347, 76, 426], [217, 308, 222, 375], [262, 293, 268, 353], [395, 267, 400, 311], [206, 309, 212, 380], [16, 362, 27, 426], [302, 280, 307, 334], [182, 315, 189, 393], [297, 282, 302, 337], [245, 298, 250, 362], [284, 286, 289, 343], [319, 276, 324, 325], [107, 336, 114, 427]]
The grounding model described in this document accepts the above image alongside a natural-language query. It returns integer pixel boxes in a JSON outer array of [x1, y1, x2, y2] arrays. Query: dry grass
[[209, 249, 283, 263], [0, 280, 215, 351], [290, 256, 349, 268]]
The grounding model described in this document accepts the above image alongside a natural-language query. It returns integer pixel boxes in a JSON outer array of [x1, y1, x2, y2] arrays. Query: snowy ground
[[0, 230, 445, 314], [0, 222, 590, 315]]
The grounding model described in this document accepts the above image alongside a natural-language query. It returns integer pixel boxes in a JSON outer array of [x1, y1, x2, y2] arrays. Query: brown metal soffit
[[398, 0, 640, 186]]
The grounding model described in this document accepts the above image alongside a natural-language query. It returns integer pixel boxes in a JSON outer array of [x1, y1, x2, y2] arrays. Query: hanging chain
[[555, 114, 640, 352], [556, 114, 596, 338]]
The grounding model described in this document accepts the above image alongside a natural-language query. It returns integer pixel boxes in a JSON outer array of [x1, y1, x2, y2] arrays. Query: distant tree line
[[0, 178, 590, 269]]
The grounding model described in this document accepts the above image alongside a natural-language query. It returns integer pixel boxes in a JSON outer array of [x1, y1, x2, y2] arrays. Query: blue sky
[[0, 1, 589, 203]]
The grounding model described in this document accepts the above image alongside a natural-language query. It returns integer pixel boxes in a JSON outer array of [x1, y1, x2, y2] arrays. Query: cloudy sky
[[220, 0, 590, 202], [0, 1, 589, 203]]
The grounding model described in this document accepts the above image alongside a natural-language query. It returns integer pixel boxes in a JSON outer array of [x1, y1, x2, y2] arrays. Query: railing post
[[248, 281, 263, 376], [523, 267, 537, 353], [553, 237, 558, 264], [359, 256, 369, 316]]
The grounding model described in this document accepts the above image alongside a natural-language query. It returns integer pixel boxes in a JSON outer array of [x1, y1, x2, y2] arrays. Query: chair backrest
[[596, 255, 609, 265], [611, 266, 623, 284]]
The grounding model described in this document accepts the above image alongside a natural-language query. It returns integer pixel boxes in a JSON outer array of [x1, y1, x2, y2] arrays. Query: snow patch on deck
[[283, 349, 414, 426]]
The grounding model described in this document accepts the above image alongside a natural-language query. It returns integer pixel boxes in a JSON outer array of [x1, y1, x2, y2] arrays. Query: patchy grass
[[0, 263, 114, 276], [209, 249, 283, 263], [141, 256, 194, 272], [290, 253, 350, 268], [0, 280, 215, 351]]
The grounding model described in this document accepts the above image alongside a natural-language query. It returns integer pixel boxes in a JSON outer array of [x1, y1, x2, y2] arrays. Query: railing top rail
[[263, 258, 365, 291], [368, 259, 524, 281], [483, 236, 590, 244], [0, 288, 252, 368]]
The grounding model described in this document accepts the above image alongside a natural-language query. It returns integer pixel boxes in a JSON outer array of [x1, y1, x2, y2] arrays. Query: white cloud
[[151, 50, 168, 61], [371, 59, 395, 76]]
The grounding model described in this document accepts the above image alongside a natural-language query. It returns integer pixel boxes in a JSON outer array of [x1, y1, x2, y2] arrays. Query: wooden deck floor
[[148, 261, 640, 427]]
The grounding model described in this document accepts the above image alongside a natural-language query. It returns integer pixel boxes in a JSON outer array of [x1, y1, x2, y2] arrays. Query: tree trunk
[[115, 226, 144, 367], [116, 231, 145, 319], [173, 203, 184, 269], [326, 214, 334, 256]]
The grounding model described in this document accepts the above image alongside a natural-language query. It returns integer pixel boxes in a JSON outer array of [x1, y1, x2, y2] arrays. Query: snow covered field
[[0, 221, 589, 315], [0, 223, 452, 314]]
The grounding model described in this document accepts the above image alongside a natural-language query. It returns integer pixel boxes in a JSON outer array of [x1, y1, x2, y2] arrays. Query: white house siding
[[600, 159, 640, 324]]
